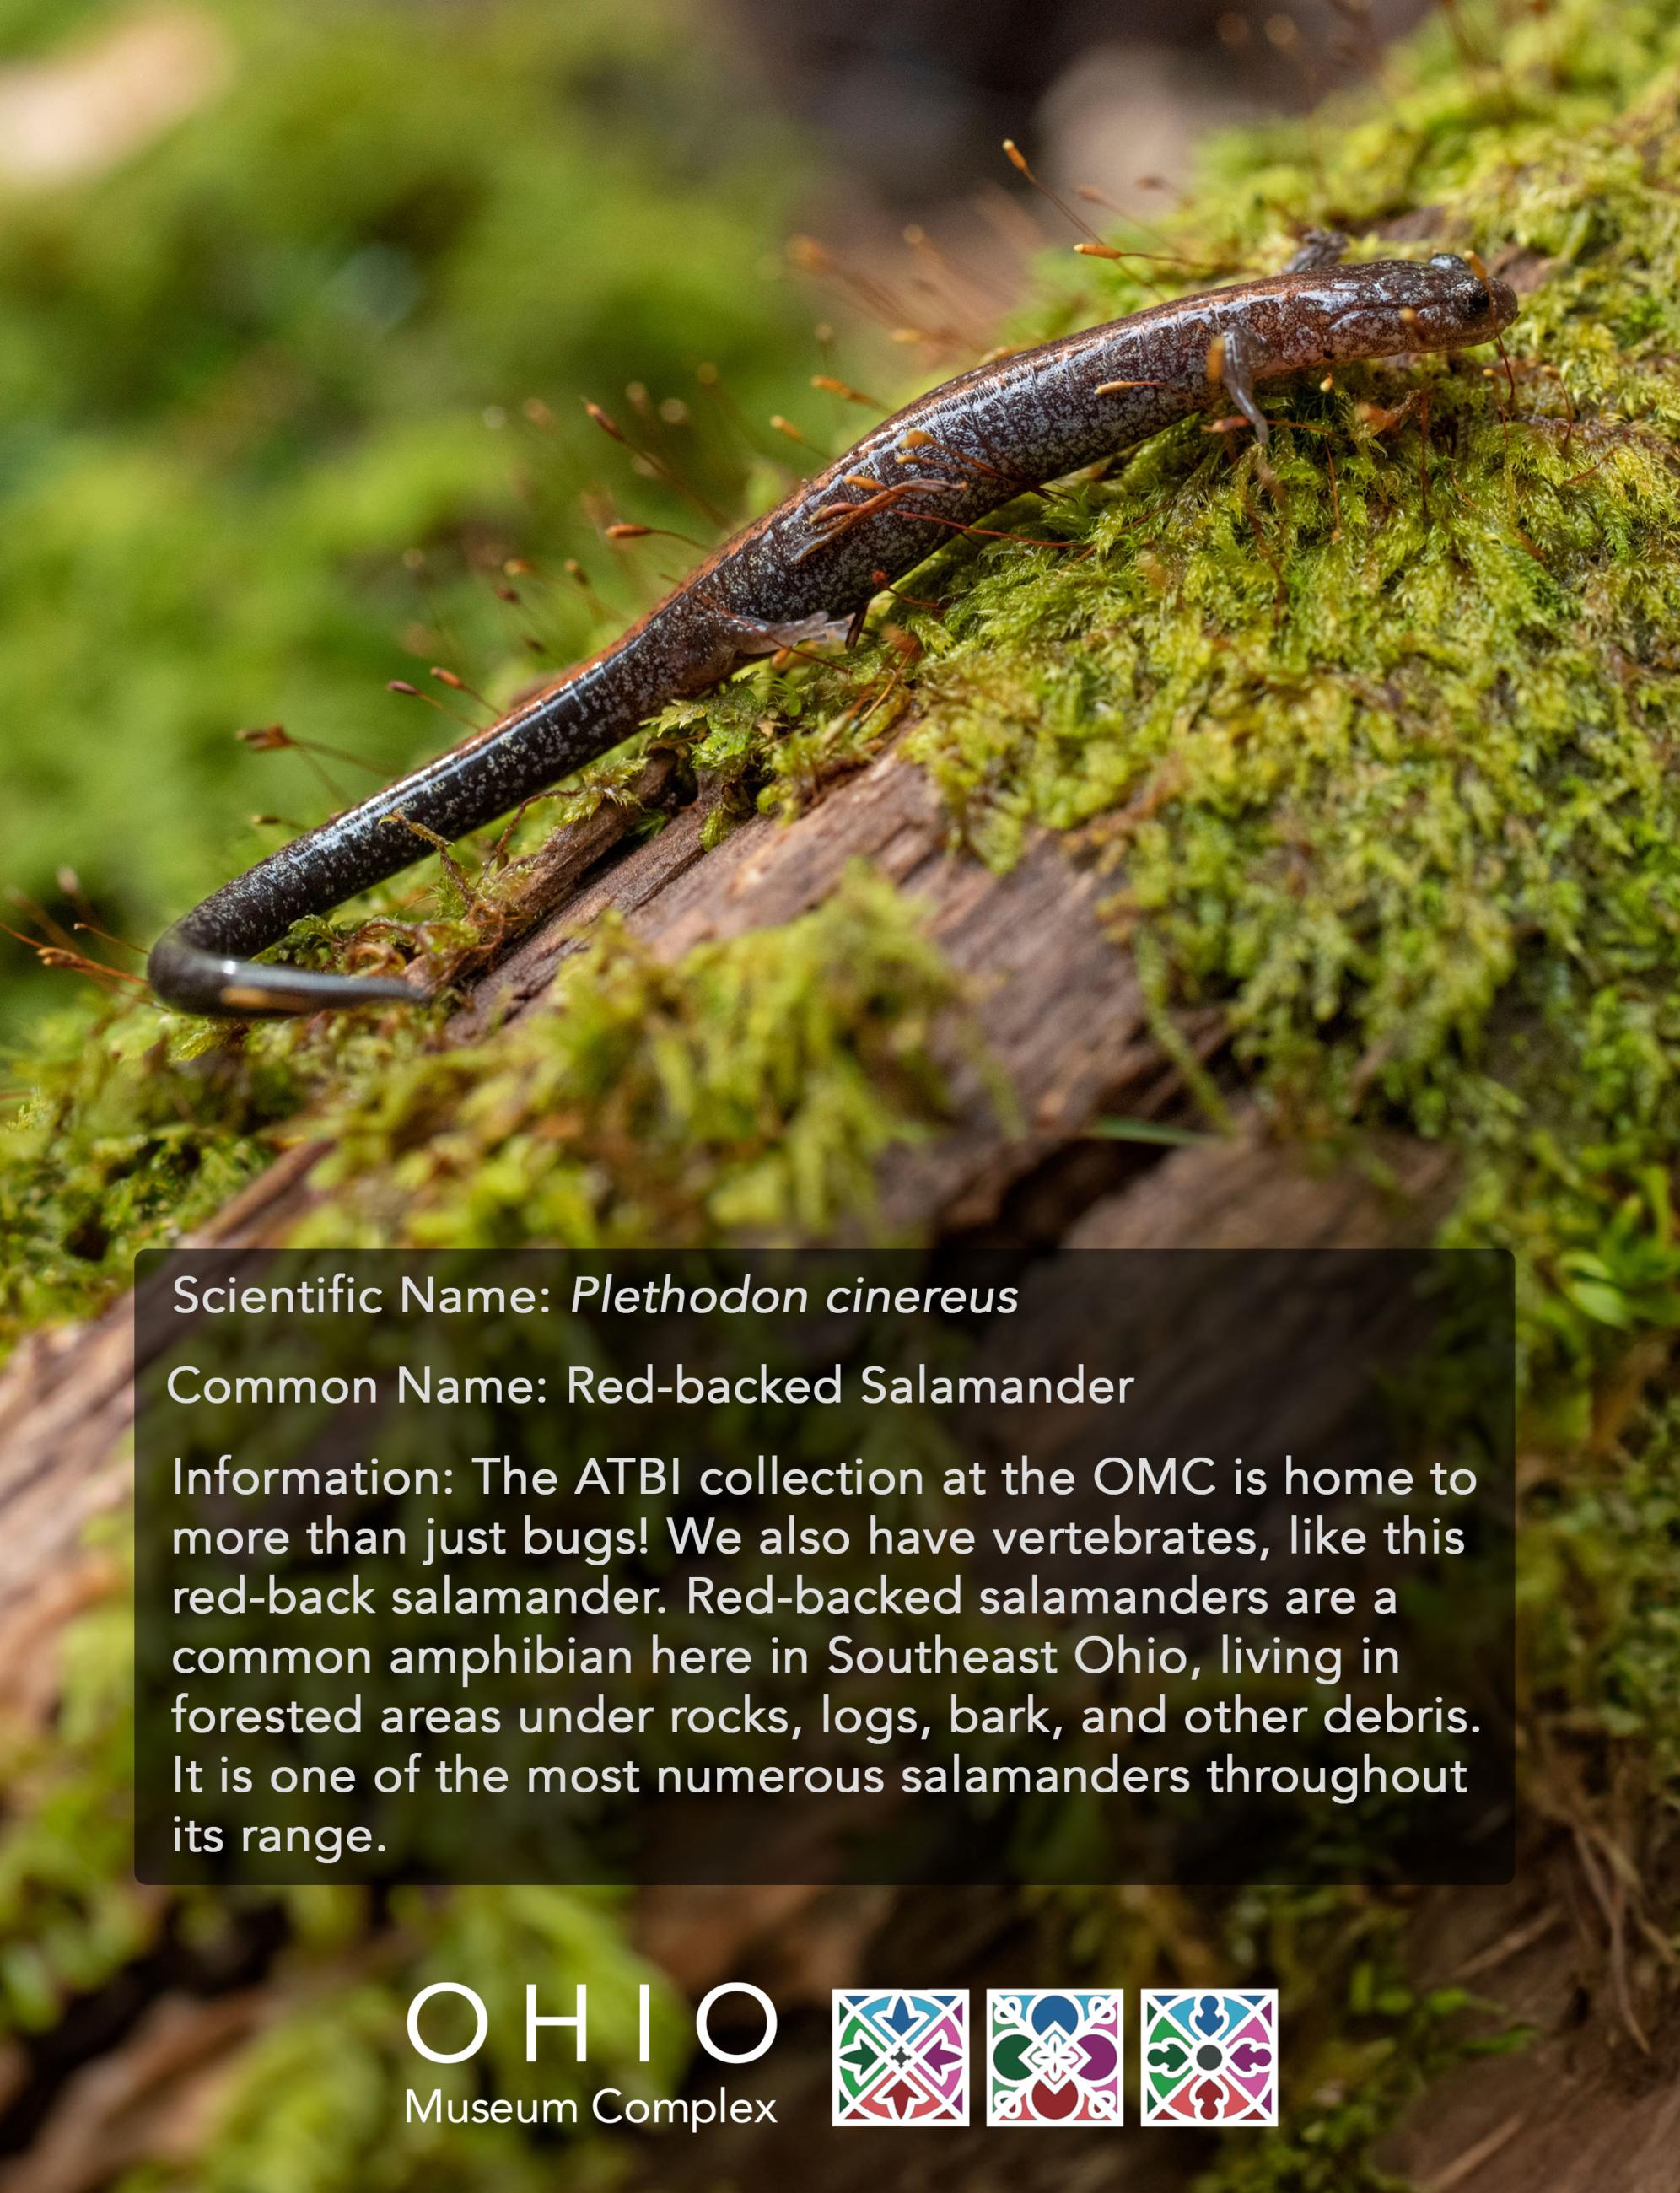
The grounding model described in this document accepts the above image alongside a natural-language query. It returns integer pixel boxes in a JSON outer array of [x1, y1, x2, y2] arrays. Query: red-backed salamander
[[147, 236, 1518, 1016]]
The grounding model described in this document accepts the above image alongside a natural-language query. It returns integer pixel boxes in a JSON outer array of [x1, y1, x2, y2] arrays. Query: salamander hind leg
[[1208, 326, 1273, 446], [713, 606, 854, 655]]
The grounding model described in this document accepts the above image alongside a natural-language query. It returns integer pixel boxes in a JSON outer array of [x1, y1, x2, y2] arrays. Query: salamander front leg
[[1208, 326, 1272, 447], [1214, 234, 1349, 445]]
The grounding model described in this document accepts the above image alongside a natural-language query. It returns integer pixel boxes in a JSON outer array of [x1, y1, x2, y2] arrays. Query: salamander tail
[[147, 922, 423, 1020]]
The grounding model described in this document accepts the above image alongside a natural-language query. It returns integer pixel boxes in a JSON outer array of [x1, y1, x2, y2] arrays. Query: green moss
[[295, 864, 971, 1246], [0, 997, 436, 1351], [1525, 1387, 1680, 1793]]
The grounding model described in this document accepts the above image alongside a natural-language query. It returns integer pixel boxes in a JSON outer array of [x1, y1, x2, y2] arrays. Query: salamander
[[147, 237, 1518, 1016]]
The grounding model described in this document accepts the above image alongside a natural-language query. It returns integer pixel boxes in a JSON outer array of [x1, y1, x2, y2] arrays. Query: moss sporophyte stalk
[[0, 0, 1678, 2185]]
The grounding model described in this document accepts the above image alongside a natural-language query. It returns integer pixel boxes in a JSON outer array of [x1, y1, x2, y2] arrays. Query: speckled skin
[[148, 251, 1517, 1016]]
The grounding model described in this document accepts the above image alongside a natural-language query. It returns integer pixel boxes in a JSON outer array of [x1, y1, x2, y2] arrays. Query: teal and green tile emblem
[[832, 1990, 968, 2125]]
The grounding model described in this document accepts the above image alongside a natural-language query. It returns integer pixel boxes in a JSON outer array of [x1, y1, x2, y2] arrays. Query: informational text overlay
[[134, 1247, 1516, 1887]]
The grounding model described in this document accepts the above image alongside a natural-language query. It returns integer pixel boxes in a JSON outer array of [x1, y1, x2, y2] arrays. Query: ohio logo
[[832, 1991, 968, 2126], [987, 1990, 1123, 2126], [1140, 1990, 1278, 2126]]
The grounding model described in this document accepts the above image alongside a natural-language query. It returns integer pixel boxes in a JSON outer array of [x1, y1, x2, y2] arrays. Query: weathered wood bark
[[0, 737, 1664, 2190]]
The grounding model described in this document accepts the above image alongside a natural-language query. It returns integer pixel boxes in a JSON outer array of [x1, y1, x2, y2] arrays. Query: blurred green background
[[0, 0, 827, 1041]]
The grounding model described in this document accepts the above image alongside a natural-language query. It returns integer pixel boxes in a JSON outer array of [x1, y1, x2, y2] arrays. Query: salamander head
[[1411, 251, 1520, 345], [1327, 251, 1519, 357]]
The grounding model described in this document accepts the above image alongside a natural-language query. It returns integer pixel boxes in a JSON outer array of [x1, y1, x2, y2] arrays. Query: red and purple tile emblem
[[986, 1990, 1123, 2125]]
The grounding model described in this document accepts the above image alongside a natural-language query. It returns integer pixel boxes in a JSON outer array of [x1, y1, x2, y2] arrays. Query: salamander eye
[[1428, 252, 1467, 270]]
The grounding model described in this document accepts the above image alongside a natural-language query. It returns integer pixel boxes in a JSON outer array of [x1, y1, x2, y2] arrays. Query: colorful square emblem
[[832, 1990, 968, 2125], [986, 1990, 1123, 2126], [1140, 1990, 1278, 2126]]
